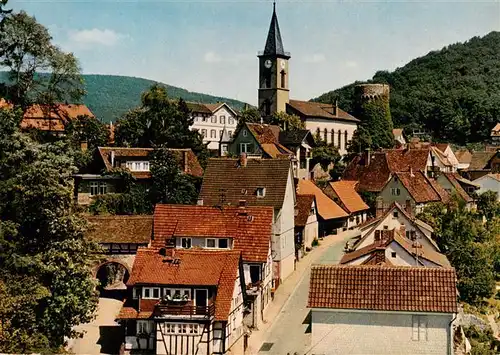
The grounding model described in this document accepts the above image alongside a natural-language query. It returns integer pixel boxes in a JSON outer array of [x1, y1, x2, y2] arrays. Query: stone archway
[[95, 260, 131, 291]]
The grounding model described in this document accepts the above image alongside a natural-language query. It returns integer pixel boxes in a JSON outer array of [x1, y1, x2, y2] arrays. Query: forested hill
[[313, 31, 500, 145], [0, 72, 247, 123]]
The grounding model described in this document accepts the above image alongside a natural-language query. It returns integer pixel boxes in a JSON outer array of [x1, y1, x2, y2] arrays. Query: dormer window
[[206, 239, 216, 248], [126, 161, 150, 172], [206, 238, 229, 249], [256, 187, 266, 198]]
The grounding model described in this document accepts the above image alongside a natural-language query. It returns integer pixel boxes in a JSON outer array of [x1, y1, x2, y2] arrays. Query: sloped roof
[[279, 129, 311, 146], [297, 180, 348, 220], [454, 149, 472, 164], [262, 3, 287, 57], [295, 194, 315, 227], [395, 171, 441, 204], [468, 151, 496, 170], [199, 158, 291, 209], [152, 205, 273, 263], [308, 265, 457, 313], [384, 148, 430, 172], [97, 147, 203, 178], [245, 123, 293, 158], [287, 100, 359, 123], [186, 102, 237, 117], [340, 229, 450, 267], [343, 153, 392, 192], [476, 173, 500, 182], [427, 178, 451, 203], [442, 173, 474, 203], [392, 128, 403, 137], [124, 248, 240, 321], [86, 215, 152, 244], [329, 180, 369, 213], [491, 123, 500, 136]]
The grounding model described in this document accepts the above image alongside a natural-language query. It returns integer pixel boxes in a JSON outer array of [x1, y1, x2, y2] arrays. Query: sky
[[9, 0, 500, 105]]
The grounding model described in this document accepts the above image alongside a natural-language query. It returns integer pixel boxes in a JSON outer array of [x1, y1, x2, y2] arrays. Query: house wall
[[443, 146, 459, 170], [379, 177, 415, 208], [311, 309, 453, 355], [303, 119, 357, 156], [303, 200, 319, 249], [191, 106, 238, 150], [474, 176, 500, 201], [273, 169, 297, 282], [228, 127, 263, 157], [385, 242, 439, 267], [357, 208, 438, 252], [76, 179, 117, 205]]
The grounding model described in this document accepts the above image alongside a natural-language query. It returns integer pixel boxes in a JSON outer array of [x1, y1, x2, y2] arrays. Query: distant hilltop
[[0, 72, 248, 123]]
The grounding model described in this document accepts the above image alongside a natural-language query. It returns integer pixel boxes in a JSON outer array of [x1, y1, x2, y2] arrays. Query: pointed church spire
[[263, 2, 288, 57]]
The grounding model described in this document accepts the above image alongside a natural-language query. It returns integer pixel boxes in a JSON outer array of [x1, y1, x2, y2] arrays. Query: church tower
[[258, 2, 290, 118]]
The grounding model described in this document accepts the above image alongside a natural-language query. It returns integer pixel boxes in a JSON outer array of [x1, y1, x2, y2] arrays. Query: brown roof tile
[[86, 215, 152, 244], [245, 123, 293, 158], [395, 171, 441, 203], [343, 153, 391, 192], [454, 150, 472, 164], [308, 265, 457, 313], [329, 180, 369, 213], [199, 158, 291, 209], [153, 205, 273, 263], [126, 248, 240, 321], [297, 180, 348, 220], [384, 148, 430, 172], [295, 195, 315, 227], [491, 123, 500, 136], [468, 151, 496, 170], [443, 173, 474, 203], [287, 100, 360, 123]]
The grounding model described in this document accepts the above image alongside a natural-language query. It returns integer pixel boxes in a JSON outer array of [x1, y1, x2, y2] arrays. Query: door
[[195, 289, 208, 314]]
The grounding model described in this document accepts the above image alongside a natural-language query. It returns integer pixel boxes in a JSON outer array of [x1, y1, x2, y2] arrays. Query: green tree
[[346, 125, 373, 157], [311, 134, 341, 172], [0, 107, 99, 352], [235, 105, 261, 131], [0, 10, 84, 109], [115, 85, 208, 166], [150, 148, 198, 205], [476, 190, 500, 221], [267, 111, 305, 131], [353, 95, 394, 150]]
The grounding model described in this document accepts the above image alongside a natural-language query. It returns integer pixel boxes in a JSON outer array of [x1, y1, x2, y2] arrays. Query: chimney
[[183, 151, 188, 173], [239, 153, 247, 168], [365, 148, 371, 166], [80, 141, 88, 152], [334, 100, 338, 116], [376, 197, 384, 218], [197, 199, 203, 206], [110, 151, 115, 167], [405, 199, 413, 216]]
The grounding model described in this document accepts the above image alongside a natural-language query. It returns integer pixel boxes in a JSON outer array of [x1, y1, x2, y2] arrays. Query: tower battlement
[[355, 84, 390, 101]]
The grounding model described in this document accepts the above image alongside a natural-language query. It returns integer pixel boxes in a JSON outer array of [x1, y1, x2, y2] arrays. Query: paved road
[[257, 231, 356, 355], [68, 295, 124, 354]]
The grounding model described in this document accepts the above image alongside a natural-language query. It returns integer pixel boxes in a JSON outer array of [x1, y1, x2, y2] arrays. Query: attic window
[[256, 187, 266, 198], [242, 129, 248, 137], [393, 211, 399, 218], [391, 252, 397, 258]]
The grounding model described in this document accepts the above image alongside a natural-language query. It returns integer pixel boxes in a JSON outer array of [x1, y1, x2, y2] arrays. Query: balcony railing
[[155, 301, 215, 319]]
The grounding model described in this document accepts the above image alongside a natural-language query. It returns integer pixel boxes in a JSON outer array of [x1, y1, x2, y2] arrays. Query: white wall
[[474, 176, 500, 201], [311, 309, 453, 355], [190, 106, 238, 150], [303, 200, 319, 248], [305, 119, 357, 155]]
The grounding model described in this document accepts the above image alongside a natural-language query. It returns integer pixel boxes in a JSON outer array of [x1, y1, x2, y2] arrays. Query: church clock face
[[264, 59, 272, 69]]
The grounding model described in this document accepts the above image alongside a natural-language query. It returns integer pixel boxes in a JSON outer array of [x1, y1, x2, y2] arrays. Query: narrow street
[[252, 229, 356, 355]]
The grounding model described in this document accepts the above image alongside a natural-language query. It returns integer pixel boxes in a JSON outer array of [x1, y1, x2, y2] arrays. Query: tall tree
[[235, 105, 261, 131], [0, 10, 84, 109], [115, 85, 208, 166], [267, 111, 305, 130], [150, 147, 198, 205], [0, 107, 99, 352]]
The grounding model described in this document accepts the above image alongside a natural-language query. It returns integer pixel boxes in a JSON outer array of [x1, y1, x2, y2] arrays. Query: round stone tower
[[354, 83, 390, 103]]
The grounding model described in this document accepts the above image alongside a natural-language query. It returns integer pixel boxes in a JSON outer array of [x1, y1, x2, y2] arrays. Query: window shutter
[[412, 316, 419, 341]]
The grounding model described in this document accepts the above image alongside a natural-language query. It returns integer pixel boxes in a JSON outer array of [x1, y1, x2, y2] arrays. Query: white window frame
[[180, 324, 187, 334], [210, 129, 216, 138], [412, 315, 428, 341], [228, 130, 233, 137], [142, 287, 161, 299], [391, 187, 401, 196], [240, 143, 250, 153], [133, 287, 139, 299], [137, 320, 152, 334], [89, 181, 99, 196], [181, 237, 192, 249], [229, 117, 234, 125], [220, 115, 226, 124], [256, 187, 266, 198], [206, 238, 216, 248], [211, 115, 217, 123], [189, 324, 199, 334], [218, 238, 229, 249], [165, 323, 175, 334], [201, 129, 207, 138]]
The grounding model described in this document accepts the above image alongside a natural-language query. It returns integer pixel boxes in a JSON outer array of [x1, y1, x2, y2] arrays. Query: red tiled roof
[[297, 180, 348, 220], [395, 171, 441, 203], [427, 178, 451, 203], [287, 100, 360, 123], [199, 158, 292, 209], [384, 148, 430, 173], [454, 149, 472, 164], [341, 229, 450, 267], [491, 123, 500, 136], [126, 248, 240, 321], [295, 194, 315, 227], [97, 147, 203, 178], [443, 173, 473, 203], [245, 123, 293, 158], [86, 215, 152, 244], [468, 151, 496, 170], [153, 205, 273, 262], [308, 265, 457, 313], [343, 153, 391, 192], [329, 180, 369, 213]]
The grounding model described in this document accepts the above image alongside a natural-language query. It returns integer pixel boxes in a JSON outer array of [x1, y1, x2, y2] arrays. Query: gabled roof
[[86, 215, 152, 244], [199, 158, 292, 210], [394, 171, 441, 204], [295, 194, 315, 227], [287, 100, 359, 123], [124, 248, 240, 321], [328, 180, 369, 213], [468, 151, 496, 170], [427, 177, 451, 203], [186, 102, 238, 117], [308, 265, 457, 313], [262, 3, 288, 57], [491, 123, 500, 136], [340, 229, 450, 267], [0, 100, 95, 132], [392, 128, 403, 137], [297, 180, 348, 220], [278, 129, 314, 146], [152, 205, 273, 263], [384, 148, 430, 172], [343, 152, 392, 192], [245, 123, 293, 158], [97, 147, 203, 178], [474, 173, 500, 182], [442, 173, 474, 203], [454, 149, 472, 164]]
